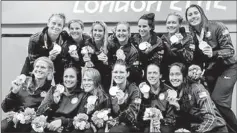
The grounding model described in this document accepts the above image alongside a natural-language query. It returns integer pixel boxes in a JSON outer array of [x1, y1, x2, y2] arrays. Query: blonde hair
[[68, 19, 84, 30], [48, 13, 66, 27], [166, 12, 183, 24], [91, 21, 108, 54]]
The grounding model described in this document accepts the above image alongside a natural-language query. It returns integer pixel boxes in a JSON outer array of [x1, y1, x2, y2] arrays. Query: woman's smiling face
[[169, 65, 183, 87]]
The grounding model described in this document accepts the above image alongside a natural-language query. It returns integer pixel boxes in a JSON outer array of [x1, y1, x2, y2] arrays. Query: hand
[[116, 49, 126, 60], [86, 104, 95, 114], [48, 119, 62, 131], [175, 33, 183, 44], [97, 52, 108, 63], [69, 50, 79, 61], [166, 97, 180, 110], [139, 82, 147, 89], [83, 54, 91, 62], [53, 92, 61, 104], [199, 41, 213, 58], [11, 76, 25, 94], [144, 45, 152, 54], [152, 119, 161, 128], [202, 46, 213, 58], [49, 49, 60, 60], [6, 111, 16, 122]]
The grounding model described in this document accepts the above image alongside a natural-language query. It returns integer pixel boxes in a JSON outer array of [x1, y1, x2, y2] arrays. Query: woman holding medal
[[168, 62, 227, 132], [85, 21, 111, 92], [107, 59, 141, 132], [59, 19, 91, 86], [1, 57, 54, 132], [161, 12, 194, 82], [136, 63, 177, 133], [185, 4, 237, 132], [20, 13, 69, 84], [133, 13, 165, 82], [107, 22, 140, 85]]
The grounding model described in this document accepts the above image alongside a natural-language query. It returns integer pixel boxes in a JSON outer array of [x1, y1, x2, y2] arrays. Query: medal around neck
[[109, 86, 120, 96], [170, 35, 179, 44], [140, 84, 150, 93], [139, 42, 151, 51], [167, 89, 177, 99], [71, 97, 79, 104]]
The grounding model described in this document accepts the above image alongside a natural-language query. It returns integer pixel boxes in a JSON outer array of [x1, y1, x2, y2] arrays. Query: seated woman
[[107, 21, 140, 85], [161, 12, 194, 81], [1, 57, 54, 132], [136, 63, 176, 133], [59, 19, 91, 86], [85, 21, 111, 92], [168, 62, 227, 132], [107, 59, 141, 132], [36, 67, 110, 132]]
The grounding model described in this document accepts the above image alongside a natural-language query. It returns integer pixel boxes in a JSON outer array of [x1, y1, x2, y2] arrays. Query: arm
[[117, 86, 141, 125], [170, 34, 194, 64], [192, 84, 216, 132], [213, 22, 235, 59], [1, 89, 22, 112]]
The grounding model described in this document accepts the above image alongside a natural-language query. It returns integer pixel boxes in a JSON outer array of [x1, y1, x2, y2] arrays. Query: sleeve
[[36, 87, 58, 116], [170, 34, 194, 64], [127, 47, 139, 67], [150, 37, 165, 65], [192, 84, 216, 132], [161, 103, 176, 126], [117, 86, 142, 125], [213, 22, 235, 59], [28, 34, 41, 64], [1, 89, 22, 112]]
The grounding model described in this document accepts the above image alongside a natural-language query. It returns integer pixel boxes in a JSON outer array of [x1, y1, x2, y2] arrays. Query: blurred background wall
[[2, 1, 237, 117]]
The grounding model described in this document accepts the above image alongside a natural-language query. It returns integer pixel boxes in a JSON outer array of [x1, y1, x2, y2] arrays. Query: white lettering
[[185, 1, 191, 9], [156, 1, 163, 12], [131, 1, 146, 12], [205, 1, 212, 11], [85, 1, 99, 13], [214, 1, 226, 10], [99, 1, 115, 13], [73, 1, 84, 13], [114, 1, 130, 12], [146, 1, 157, 11], [170, 1, 182, 11]]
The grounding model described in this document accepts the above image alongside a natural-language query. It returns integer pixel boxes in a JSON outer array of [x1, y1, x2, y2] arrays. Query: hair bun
[[140, 13, 155, 21]]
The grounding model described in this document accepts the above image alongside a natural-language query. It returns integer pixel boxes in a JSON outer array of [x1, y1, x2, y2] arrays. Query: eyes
[[188, 11, 200, 17], [51, 21, 63, 27], [82, 78, 93, 82], [35, 65, 46, 70], [166, 21, 178, 25], [93, 29, 103, 32], [116, 29, 128, 32], [169, 72, 182, 77], [113, 70, 125, 74], [138, 25, 148, 28], [147, 71, 158, 75], [64, 75, 76, 79]]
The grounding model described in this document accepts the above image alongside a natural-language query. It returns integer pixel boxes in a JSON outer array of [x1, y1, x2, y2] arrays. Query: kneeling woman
[[36, 67, 110, 132], [1, 57, 54, 132], [137, 63, 176, 133], [108, 59, 142, 132], [168, 62, 227, 132]]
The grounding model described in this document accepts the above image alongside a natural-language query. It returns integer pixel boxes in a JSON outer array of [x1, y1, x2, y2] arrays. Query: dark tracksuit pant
[[205, 63, 237, 133]]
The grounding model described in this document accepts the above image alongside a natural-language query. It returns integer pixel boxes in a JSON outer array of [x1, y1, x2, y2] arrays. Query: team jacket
[[37, 86, 110, 131], [111, 81, 142, 126], [132, 32, 165, 68], [136, 83, 176, 131], [107, 35, 139, 68], [178, 83, 226, 132], [191, 21, 237, 70], [2, 76, 52, 112]]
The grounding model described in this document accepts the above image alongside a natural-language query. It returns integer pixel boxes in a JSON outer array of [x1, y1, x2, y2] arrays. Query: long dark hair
[[169, 62, 193, 111], [185, 4, 209, 34]]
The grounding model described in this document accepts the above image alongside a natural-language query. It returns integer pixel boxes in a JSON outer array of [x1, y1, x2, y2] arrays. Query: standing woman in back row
[[21, 13, 69, 84], [185, 4, 237, 132], [161, 12, 194, 82], [85, 21, 111, 91], [133, 13, 166, 83]]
